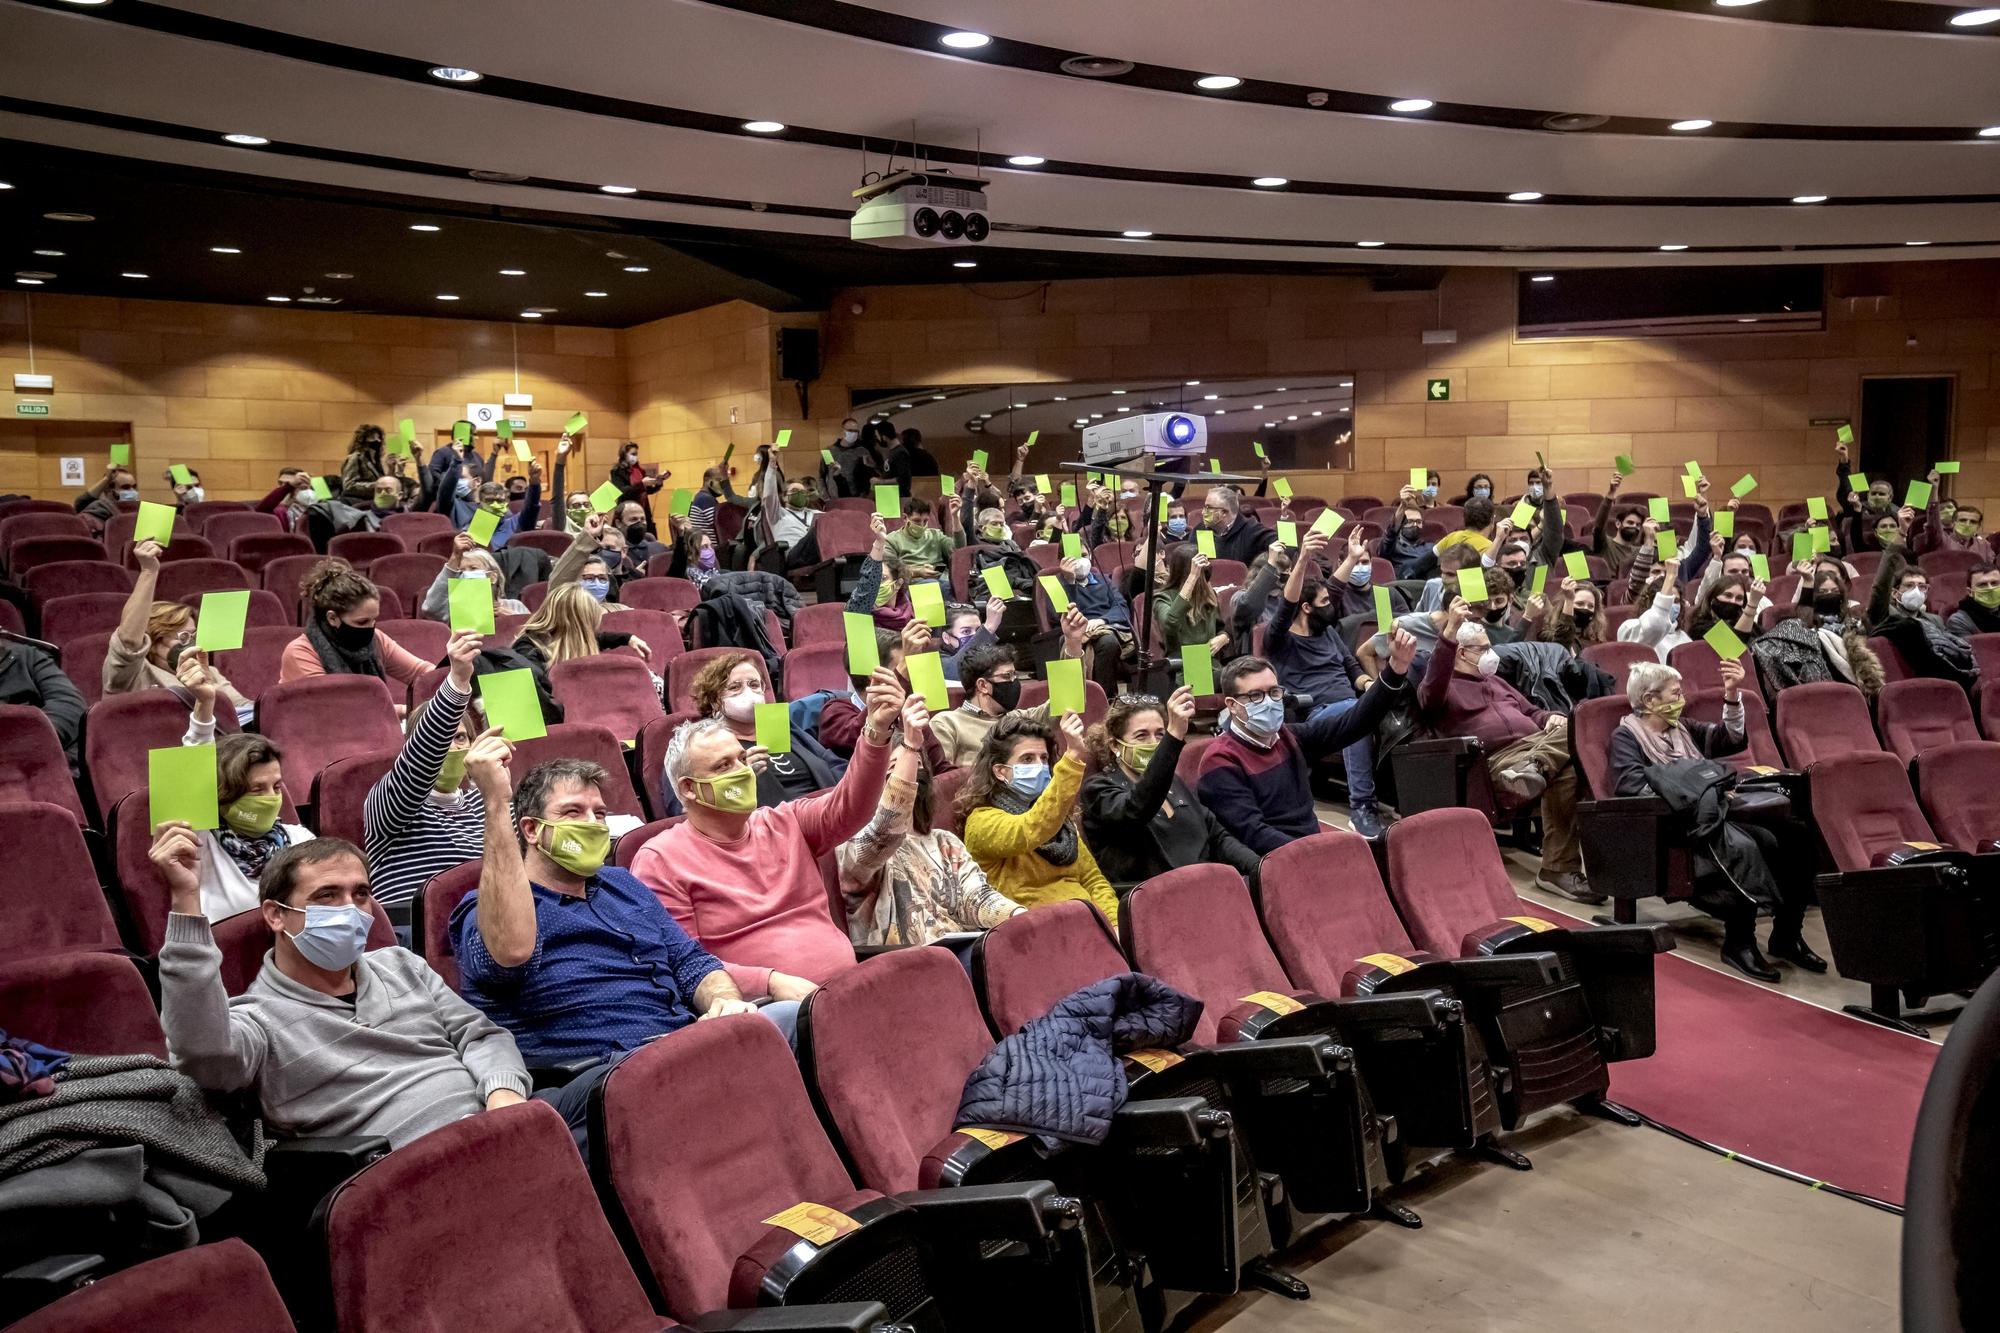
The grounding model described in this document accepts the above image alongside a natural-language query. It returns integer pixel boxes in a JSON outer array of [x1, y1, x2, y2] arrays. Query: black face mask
[[1306, 604, 1339, 634], [1619, 527, 1642, 543], [1483, 606, 1507, 624], [1571, 607, 1595, 629], [1399, 523, 1423, 542], [986, 678, 1022, 712], [1812, 591, 1845, 616], [328, 620, 375, 652], [1712, 601, 1744, 622], [1501, 564, 1527, 582], [625, 522, 650, 546]]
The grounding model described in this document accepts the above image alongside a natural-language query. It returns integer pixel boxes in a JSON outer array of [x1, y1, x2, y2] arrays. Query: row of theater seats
[[5, 812, 1671, 1332]]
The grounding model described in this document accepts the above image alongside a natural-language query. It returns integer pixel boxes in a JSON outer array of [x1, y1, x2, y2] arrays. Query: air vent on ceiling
[[469, 169, 529, 183], [14, 271, 56, 281], [1541, 113, 1609, 132], [1060, 55, 1134, 78]]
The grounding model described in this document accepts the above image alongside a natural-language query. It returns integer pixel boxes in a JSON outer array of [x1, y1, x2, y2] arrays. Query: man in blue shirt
[[1057, 550, 1133, 694], [450, 747, 810, 1141]]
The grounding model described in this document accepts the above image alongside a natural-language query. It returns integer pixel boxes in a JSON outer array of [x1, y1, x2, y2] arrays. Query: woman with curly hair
[[959, 709, 1119, 924], [278, 558, 432, 686], [339, 421, 389, 507]]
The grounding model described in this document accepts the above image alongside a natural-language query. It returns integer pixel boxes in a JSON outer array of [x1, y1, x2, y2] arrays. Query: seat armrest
[[1566, 922, 1677, 956], [1398, 736, 1482, 757], [264, 1135, 391, 1195], [851, 942, 904, 960], [894, 1179, 1081, 1245], [1577, 794, 1671, 815], [529, 1058, 600, 1090], [1435, 952, 1562, 989], [1186, 1033, 1342, 1079], [1105, 1095, 1227, 1151], [1324, 989, 1454, 1034], [686, 1302, 892, 1331]]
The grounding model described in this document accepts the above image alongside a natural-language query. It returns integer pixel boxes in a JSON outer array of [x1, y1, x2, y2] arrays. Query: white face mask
[[1476, 649, 1501, 676], [842, 429, 859, 444], [1899, 587, 1929, 612], [721, 688, 766, 722]]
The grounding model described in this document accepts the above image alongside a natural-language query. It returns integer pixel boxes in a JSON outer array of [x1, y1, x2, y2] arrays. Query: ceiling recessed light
[[436, 294, 460, 301], [1213, 410, 1225, 415], [55, 0, 112, 5], [1052, 396, 1067, 402], [1714, 0, 1764, 7], [31, 249, 63, 257], [1356, 240, 1386, 247], [1186, 380, 1201, 386], [409, 223, 441, 232], [1012, 402, 1029, 408], [1286, 414, 1299, 421], [1252, 176, 1288, 188], [622, 265, 650, 272], [0, 182, 11, 190], [222, 133, 269, 146], [1117, 405, 1131, 412], [1906, 240, 1932, 246], [520, 311, 543, 319], [324, 272, 353, 279], [1340, 381, 1353, 388], [1980, 127, 2000, 137], [1530, 274, 1556, 282], [953, 260, 977, 268], [266, 295, 291, 302], [1195, 75, 1242, 90], [1507, 191, 1544, 201], [210, 246, 241, 254], [1949, 9, 2000, 27], [1122, 230, 1153, 238], [1737, 317, 1758, 322], [1670, 119, 1714, 132], [600, 184, 638, 194], [1265, 422, 1277, 428], [120, 271, 148, 279], [1112, 389, 1127, 395], [1203, 393, 1219, 400], [1253, 404, 1265, 410], [499, 268, 526, 275], [1389, 98, 1434, 113], [899, 402, 914, 409], [1006, 155, 1045, 167], [940, 30, 990, 48], [15, 278, 44, 286], [1791, 194, 1829, 204], [1311, 410, 1323, 416], [742, 120, 786, 134], [584, 289, 609, 296], [428, 66, 482, 83], [1660, 243, 1690, 251], [43, 212, 92, 222]]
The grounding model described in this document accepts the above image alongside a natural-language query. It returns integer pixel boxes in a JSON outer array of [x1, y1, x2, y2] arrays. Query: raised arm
[[364, 633, 479, 838], [795, 671, 903, 855], [464, 729, 535, 969], [152, 824, 270, 1092], [1295, 632, 1412, 761], [114, 539, 163, 651]]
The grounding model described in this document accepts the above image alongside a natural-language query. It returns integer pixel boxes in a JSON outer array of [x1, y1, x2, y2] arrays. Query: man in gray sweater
[[153, 828, 531, 1149]]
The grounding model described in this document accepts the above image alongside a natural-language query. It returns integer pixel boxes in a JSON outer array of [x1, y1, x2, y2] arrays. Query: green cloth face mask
[[1650, 698, 1686, 725], [1120, 740, 1161, 772], [222, 791, 283, 837], [1974, 587, 2000, 610], [1956, 520, 1980, 537], [567, 505, 591, 527], [533, 818, 610, 876], [690, 765, 758, 814], [373, 492, 397, 511], [433, 749, 467, 793]]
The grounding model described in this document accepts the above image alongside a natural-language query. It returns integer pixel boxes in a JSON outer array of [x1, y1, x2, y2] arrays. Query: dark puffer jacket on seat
[[954, 972, 1200, 1146]]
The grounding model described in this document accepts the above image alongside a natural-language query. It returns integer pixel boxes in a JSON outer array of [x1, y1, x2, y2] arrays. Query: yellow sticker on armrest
[[1358, 952, 1418, 975], [1745, 765, 1779, 776], [1127, 1049, 1185, 1073], [761, 1202, 861, 1246], [1504, 916, 1558, 933], [1240, 991, 1305, 1015], [955, 1127, 1024, 1151], [1905, 840, 1943, 852]]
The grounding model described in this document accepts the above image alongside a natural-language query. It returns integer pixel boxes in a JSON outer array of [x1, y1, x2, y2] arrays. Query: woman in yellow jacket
[[960, 709, 1120, 926]]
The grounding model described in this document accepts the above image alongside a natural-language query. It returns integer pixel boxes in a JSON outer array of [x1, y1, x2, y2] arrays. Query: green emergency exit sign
[[1426, 378, 1450, 401], [15, 402, 50, 416]]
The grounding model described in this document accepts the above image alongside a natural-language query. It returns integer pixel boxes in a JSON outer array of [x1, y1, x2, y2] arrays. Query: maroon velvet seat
[[971, 899, 1125, 1037], [636, 711, 698, 819], [156, 558, 253, 602], [59, 630, 114, 708], [0, 498, 76, 521], [600, 608, 685, 664], [12, 535, 110, 575], [1091, 540, 1135, 581], [369, 552, 446, 619], [1664, 640, 1730, 698], [1258, 831, 1426, 999], [520, 579, 551, 611], [322, 1101, 664, 1333], [1015, 678, 1109, 728], [788, 599, 847, 647], [1810, 751, 1938, 872], [1121, 864, 1301, 1048], [782, 642, 850, 700], [1877, 678, 1979, 766], [1683, 688, 1786, 771], [0, 953, 163, 1059], [0, 802, 122, 965], [947, 543, 1002, 602], [1579, 641, 1654, 694], [549, 655, 666, 744], [1868, 634, 1915, 684], [129, 535, 216, 566], [415, 530, 460, 559], [22, 559, 132, 606], [0, 512, 90, 567], [613, 815, 681, 869], [380, 510, 454, 543], [507, 723, 645, 818], [618, 575, 700, 615], [326, 530, 405, 571], [38, 591, 128, 644], [258, 552, 323, 616], [505, 528, 573, 561], [0, 705, 87, 826], [7, 1239, 293, 1333], [375, 617, 448, 669], [1914, 741, 2000, 853], [1382, 809, 1536, 957], [199, 511, 281, 553], [181, 587, 288, 631], [1775, 681, 1880, 768], [417, 859, 482, 986], [257, 675, 403, 807], [84, 690, 238, 824], [232, 533, 315, 577], [213, 626, 304, 705], [181, 500, 251, 530], [667, 647, 771, 713], [311, 749, 399, 848], [212, 900, 395, 997]]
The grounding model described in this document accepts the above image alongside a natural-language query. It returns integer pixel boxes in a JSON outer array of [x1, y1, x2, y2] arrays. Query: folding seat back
[[1775, 680, 1878, 768], [600, 608, 685, 663], [311, 749, 399, 848], [612, 816, 679, 869], [0, 499, 75, 520], [325, 530, 405, 571], [947, 543, 1000, 602], [1970, 632, 2000, 682], [1015, 678, 1109, 728], [323, 1101, 662, 1333], [416, 859, 482, 985], [257, 675, 403, 806], [668, 647, 771, 713], [1810, 751, 1939, 872], [0, 705, 87, 826], [971, 900, 1141, 1041], [1684, 689, 1786, 771], [137, 535, 217, 566], [198, 511, 280, 554], [782, 642, 850, 700], [373, 617, 448, 668], [379, 510, 453, 543], [505, 529, 573, 561], [520, 580, 551, 612], [7, 1239, 295, 1333], [112, 789, 190, 955], [1091, 540, 1135, 580], [156, 558, 253, 603], [1878, 678, 1979, 765], [1570, 695, 1628, 800], [213, 900, 395, 997], [213, 626, 305, 706], [0, 512, 88, 565], [1901, 970, 2000, 1333], [1579, 641, 1654, 694], [549, 655, 666, 744], [618, 575, 700, 616], [1122, 865, 1293, 1048], [1664, 640, 1727, 698], [233, 533, 315, 578], [1257, 831, 1417, 996], [0, 953, 164, 1058], [84, 690, 238, 823], [415, 530, 460, 559], [59, 630, 114, 708], [0, 802, 121, 965], [181, 500, 250, 530], [367, 552, 446, 620], [1382, 809, 1522, 956], [788, 599, 848, 647], [507, 724, 645, 818], [12, 535, 108, 575], [1915, 741, 2000, 853], [1929, 571, 1968, 618], [812, 508, 875, 563], [1869, 634, 1915, 684], [23, 559, 131, 605]]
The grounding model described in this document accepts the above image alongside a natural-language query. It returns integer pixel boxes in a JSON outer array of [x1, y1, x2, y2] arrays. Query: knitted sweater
[[962, 754, 1120, 925], [363, 678, 487, 908]]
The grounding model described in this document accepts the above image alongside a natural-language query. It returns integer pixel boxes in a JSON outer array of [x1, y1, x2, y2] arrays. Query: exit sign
[[15, 402, 50, 416], [1426, 378, 1451, 402]]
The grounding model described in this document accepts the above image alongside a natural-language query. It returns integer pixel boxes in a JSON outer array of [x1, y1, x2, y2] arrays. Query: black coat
[[1613, 728, 1778, 915], [0, 641, 85, 763], [1081, 735, 1261, 888], [1211, 513, 1276, 566]]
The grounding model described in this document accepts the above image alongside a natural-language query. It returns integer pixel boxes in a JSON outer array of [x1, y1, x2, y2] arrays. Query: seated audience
[[633, 672, 912, 990], [362, 631, 488, 919], [1589, 477, 1646, 581], [422, 533, 530, 621], [1689, 575, 1760, 647], [0, 632, 83, 767], [152, 831, 529, 1148], [167, 466, 206, 508], [256, 467, 317, 532], [339, 423, 389, 507], [1750, 563, 1884, 698], [685, 457, 744, 545], [1358, 563, 1516, 677], [1435, 496, 1496, 560], [690, 650, 842, 805], [548, 517, 636, 610], [280, 559, 431, 687], [179, 681, 312, 920], [1199, 484, 1276, 564], [74, 461, 140, 528], [754, 449, 825, 568], [940, 597, 1005, 682], [1914, 475, 1992, 563], [1417, 600, 1595, 903], [1152, 542, 1230, 663], [1867, 548, 1977, 686], [1451, 472, 1496, 507], [848, 515, 915, 628], [1945, 561, 2000, 639], [817, 622, 951, 765], [512, 583, 655, 697], [885, 494, 960, 583], [960, 710, 1120, 924], [1610, 661, 1825, 980], [1196, 640, 1414, 853], [106, 539, 250, 718], [1532, 577, 1607, 656], [1693, 542, 1772, 620], [1082, 687, 1260, 888], [1617, 561, 1691, 663], [1377, 494, 1437, 580], [1056, 549, 1135, 692]]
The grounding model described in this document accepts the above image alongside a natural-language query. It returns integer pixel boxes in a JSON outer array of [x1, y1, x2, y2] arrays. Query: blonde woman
[[106, 538, 250, 718], [511, 582, 656, 697], [421, 532, 529, 622]]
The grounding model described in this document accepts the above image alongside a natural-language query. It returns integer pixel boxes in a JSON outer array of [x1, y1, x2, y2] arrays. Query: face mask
[[433, 749, 467, 793], [697, 548, 718, 569], [690, 765, 758, 814], [223, 791, 283, 837], [1974, 587, 2000, 609], [1348, 565, 1371, 587], [1712, 602, 1744, 622], [580, 578, 611, 602], [1878, 529, 1901, 548], [1526, 484, 1544, 501], [1650, 698, 1686, 726], [1236, 695, 1286, 741], [1399, 522, 1422, 542], [1572, 607, 1595, 629], [116, 488, 140, 502], [533, 818, 610, 877], [1812, 591, 1845, 616], [1620, 526, 1642, 543], [1735, 545, 1758, 559], [1475, 649, 1500, 676], [721, 688, 765, 722], [294, 489, 315, 507], [1899, 587, 1929, 612], [277, 903, 372, 971], [1956, 520, 1980, 537], [328, 620, 375, 652], [1306, 604, 1339, 634], [1422, 484, 1438, 499], [1108, 514, 1130, 536], [1120, 490, 1140, 503], [874, 577, 897, 607], [455, 479, 473, 498], [1164, 518, 1188, 538], [1472, 486, 1491, 500], [1004, 762, 1051, 800], [981, 524, 1007, 542], [568, 505, 591, 527], [1866, 493, 1890, 512], [1069, 561, 1093, 584], [625, 522, 650, 546], [842, 430, 860, 444], [987, 678, 1022, 712], [1482, 605, 1507, 624], [374, 492, 397, 511], [182, 486, 205, 503], [508, 488, 527, 503]]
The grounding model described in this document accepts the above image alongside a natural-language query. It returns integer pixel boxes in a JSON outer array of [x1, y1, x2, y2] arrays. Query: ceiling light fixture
[[1112, 389, 1127, 394], [1122, 229, 1153, 238], [600, 184, 638, 194], [1388, 98, 1434, 113], [266, 295, 291, 302], [409, 223, 440, 232], [121, 271, 148, 279], [1530, 274, 1555, 282], [1052, 396, 1067, 402], [428, 66, 482, 83], [1948, 9, 2000, 27], [1186, 380, 1201, 386], [324, 272, 353, 279], [222, 133, 269, 146], [55, 0, 112, 6], [1203, 393, 1219, 400], [1660, 243, 1690, 251], [1286, 414, 1299, 421], [1252, 176, 1288, 188], [1980, 127, 2000, 137], [1213, 410, 1225, 415], [0, 182, 11, 190], [16, 278, 44, 286], [1670, 119, 1714, 132], [32, 250, 63, 257], [1906, 240, 1932, 246], [932, 394, 947, 400], [584, 290, 608, 296], [1714, 1, 1764, 7], [1507, 191, 1544, 201], [1312, 410, 1323, 416], [43, 212, 92, 222], [210, 246, 241, 254], [1341, 381, 1353, 387], [499, 268, 526, 275], [1356, 240, 1386, 247], [622, 265, 650, 272], [520, 311, 543, 319], [1791, 194, 1829, 204], [1195, 75, 1242, 90], [953, 260, 977, 268], [436, 294, 459, 301], [742, 120, 786, 133], [1006, 155, 1046, 167], [940, 30, 991, 49]]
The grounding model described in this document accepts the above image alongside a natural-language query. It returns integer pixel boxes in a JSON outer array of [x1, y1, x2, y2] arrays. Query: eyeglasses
[[1229, 686, 1286, 704]]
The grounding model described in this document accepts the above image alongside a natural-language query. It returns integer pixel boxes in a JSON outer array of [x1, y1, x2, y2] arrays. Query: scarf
[[1617, 711, 1697, 768], [302, 616, 383, 679], [990, 783, 1079, 867], [217, 824, 290, 882], [1957, 595, 2000, 635]]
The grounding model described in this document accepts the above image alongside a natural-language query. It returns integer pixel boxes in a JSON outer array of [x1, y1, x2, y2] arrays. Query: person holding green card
[[75, 459, 141, 528], [1152, 542, 1230, 665], [1832, 438, 1895, 551], [280, 559, 433, 688], [340, 423, 392, 507], [1081, 686, 1261, 888], [884, 492, 961, 582], [961, 710, 1122, 925], [1910, 464, 1993, 565], [173, 679, 315, 921], [105, 539, 252, 720], [847, 513, 917, 630], [1617, 555, 1692, 663], [165, 464, 205, 508], [681, 651, 842, 806], [1864, 547, 1978, 686]]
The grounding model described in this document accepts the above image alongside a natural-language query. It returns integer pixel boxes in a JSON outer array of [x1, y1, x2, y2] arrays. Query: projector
[[850, 169, 990, 249], [1081, 411, 1208, 466]]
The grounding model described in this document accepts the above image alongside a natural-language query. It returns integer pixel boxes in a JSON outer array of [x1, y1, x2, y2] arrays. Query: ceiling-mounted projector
[[851, 169, 990, 248], [1081, 411, 1208, 466]]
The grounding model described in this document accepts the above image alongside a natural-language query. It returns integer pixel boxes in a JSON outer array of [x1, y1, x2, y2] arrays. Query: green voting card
[[1731, 474, 1757, 498], [495, 419, 513, 442], [909, 579, 947, 627], [1681, 476, 1698, 498], [309, 476, 332, 501], [1647, 497, 1671, 523], [1253, 440, 1266, 460], [1792, 530, 1813, 564], [1657, 531, 1679, 561], [1563, 550, 1591, 581], [1408, 467, 1426, 489], [1812, 526, 1831, 554], [479, 668, 548, 741], [1509, 500, 1537, 528], [398, 418, 415, 443], [754, 701, 792, 753], [1208, 459, 1222, 475], [384, 433, 412, 458], [906, 651, 949, 712], [1750, 553, 1770, 581], [1685, 460, 1703, 479], [565, 412, 589, 436], [774, 429, 792, 449], [1038, 574, 1071, 614], [1806, 496, 1827, 521], [1277, 520, 1299, 548], [448, 576, 496, 635], [133, 500, 175, 547], [1061, 533, 1084, 559], [981, 566, 1014, 601], [669, 488, 694, 517], [1272, 477, 1293, 499], [1936, 461, 1961, 474], [1456, 567, 1489, 603], [1907, 480, 1933, 509], [874, 484, 900, 518], [939, 474, 956, 497], [1035, 474, 1052, 495], [1194, 530, 1216, 558], [1850, 472, 1868, 494], [453, 421, 472, 446], [1614, 454, 1635, 476], [821, 448, 836, 465], [844, 612, 879, 674], [971, 449, 989, 471], [1181, 643, 1215, 696], [194, 590, 249, 653], [149, 744, 218, 832], [1046, 657, 1085, 716], [511, 439, 533, 463], [1373, 585, 1394, 635], [589, 480, 622, 513], [1024, 430, 1039, 449], [1310, 508, 1343, 537], [1060, 483, 1077, 508], [169, 464, 195, 486], [110, 443, 131, 466], [1837, 424, 1854, 445], [1703, 620, 1747, 661], [1714, 511, 1734, 537], [1531, 564, 1548, 596], [467, 507, 502, 548]]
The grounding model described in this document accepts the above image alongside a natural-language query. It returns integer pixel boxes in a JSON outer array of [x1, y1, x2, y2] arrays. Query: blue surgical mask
[[455, 478, 473, 498], [276, 902, 372, 971], [1164, 518, 1188, 538], [1527, 483, 1545, 500], [1236, 695, 1286, 741], [1472, 486, 1491, 500], [580, 577, 611, 602], [116, 488, 140, 502], [1422, 484, 1438, 499], [1348, 565, 1372, 587], [1004, 762, 1051, 799]]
